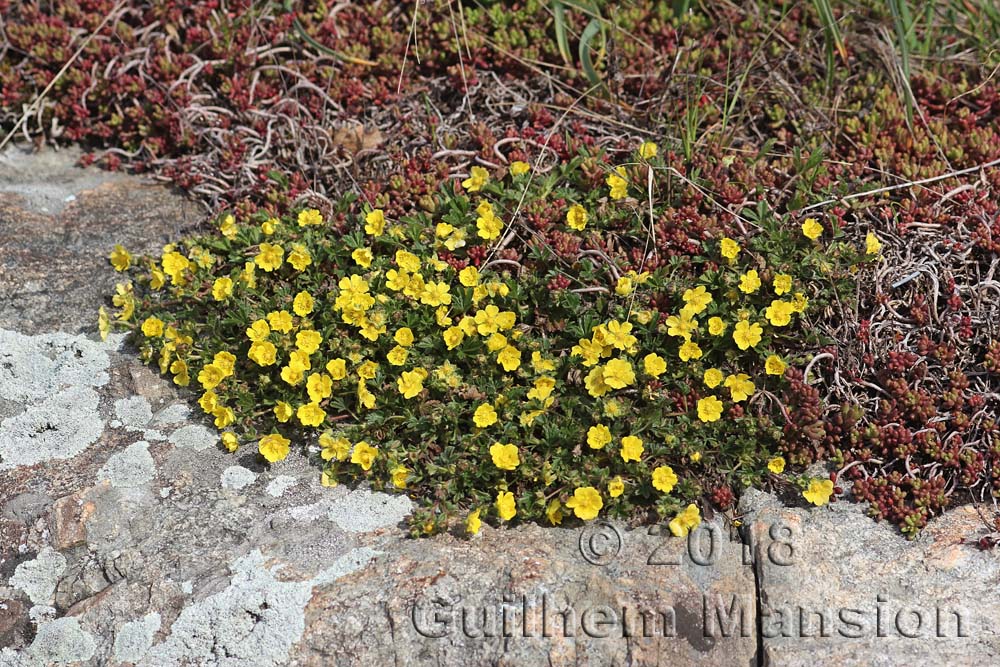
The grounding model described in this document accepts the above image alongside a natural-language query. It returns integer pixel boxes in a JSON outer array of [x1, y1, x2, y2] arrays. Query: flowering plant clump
[[102, 146, 873, 535]]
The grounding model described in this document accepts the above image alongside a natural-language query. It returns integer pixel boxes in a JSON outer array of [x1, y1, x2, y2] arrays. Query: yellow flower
[[803, 478, 834, 506], [293, 291, 314, 317], [476, 210, 503, 240], [218, 214, 237, 239], [682, 286, 713, 314], [462, 166, 489, 192], [773, 274, 793, 295], [397, 368, 426, 399], [607, 166, 628, 200], [261, 217, 280, 235], [364, 209, 385, 236], [527, 376, 555, 401], [690, 451, 702, 463], [150, 266, 166, 290], [287, 244, 312, 271], [604, 320, 637, 350], [566, 204, 588, 231], [458, 265, 480, 288], [199, 391, 218, 414], [326, 358, 347, 380], [442, 326, 465, 350], [259, 433, 290, 463], [678, 341, 702, 362], [98, 307, 111, 341], [720, 237, 740, 260], [802, 217, 823, 240], [473, 403, 498, 428], [768, 457, 786, 474], [391, 466, 409, 489], [666, 312, 697, 339], [161, 251, 190, 284], [357, 360, 378, 380], [669, 504, 701, 537], [652, 466, 678, 493], [703, 368, 724, 388], [109, 244, 131, 272], [603, 358, 635, 388], [351, 441, 379, 470], [141, 316, 164, 337], [209, 276, 233, 301], [297, 208, 323, 227], [765, 299, 794, 327], [496, 491, 516, 521], [531, 351, 556, 373], [587, 424, 612, 449], [739, 269, 761, 294], [240, 262, 256, 288], [307, 373, 333, 403], [221, 432, 238, 452], [420, 281, 452, 307], [466, 508, 482, 535], [724, 373, 755, 402], [639, 141, 658, 160], [296, 330, 322, 354], [615, 275, 634, 296], [357, 380, 376, 410], [765, 355, 787, 376], [545, 499, 563, 525], [474, 305, 501, 335], [255, 243, 284, 272], [620, 435, 644, 462], [274, 401, 293, 422], [319, 433, 351, 461], [395, 249, 421, 273], [697, 395, 724, 422], [608, 476, 625, 498], [866, 231, 882, 255], [212, 406, 235, 429], [565, 486, 603, 520], [198, 364, 226, 390], [584, 366, 611, 397], [510, 161, 530, 176], [297, 402, 326, 427], [351, 247, 373, 268], [733, 320, 763, 350], [386, 346, 408, 366], [391, 327, 414, 347], [489, 443, 520, 470], [267, 310, 294, 333], [791, 292, 808, 313]]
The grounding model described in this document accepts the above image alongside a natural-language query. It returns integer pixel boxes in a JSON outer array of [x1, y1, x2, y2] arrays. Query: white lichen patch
[[10, 547, 67, 605], [152, 403, 191, 427], [168, 424, 216, 451], [0, 329, 117, 470], [98, 441, 156, 488], [114, 396, 153, 432], [0, 617, 97, 667], [142, 551, 313, 667], [221, 466, 257, 491], [0, 385, 104, 470], [0, 328, 112, 404], [327, 487, 413, 533], [265, 475, 297, 498], [113, 612, 161, 664]]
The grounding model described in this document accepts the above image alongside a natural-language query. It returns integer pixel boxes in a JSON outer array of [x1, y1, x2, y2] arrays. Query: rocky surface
[[1, 146, 998, 666], [743, 488, 1000, 666]]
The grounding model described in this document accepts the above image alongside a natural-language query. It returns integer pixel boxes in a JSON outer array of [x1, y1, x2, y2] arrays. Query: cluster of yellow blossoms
[[105, 143, 865, 535]]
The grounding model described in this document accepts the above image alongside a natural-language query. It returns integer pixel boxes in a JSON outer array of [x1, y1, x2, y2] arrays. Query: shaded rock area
[[0, 146, 998, 666]]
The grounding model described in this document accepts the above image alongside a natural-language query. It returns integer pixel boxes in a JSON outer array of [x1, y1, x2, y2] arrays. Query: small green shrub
[[102, 146, 872, 535]]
